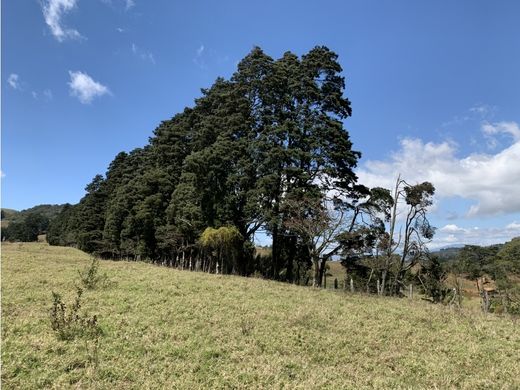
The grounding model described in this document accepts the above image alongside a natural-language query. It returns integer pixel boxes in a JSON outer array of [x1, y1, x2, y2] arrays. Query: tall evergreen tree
[[48, 46, 366, 282]]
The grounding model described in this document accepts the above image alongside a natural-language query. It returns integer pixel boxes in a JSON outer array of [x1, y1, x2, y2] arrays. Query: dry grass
[[2, 242, 519, 389]]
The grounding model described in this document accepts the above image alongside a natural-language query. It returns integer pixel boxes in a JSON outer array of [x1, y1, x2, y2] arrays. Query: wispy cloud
[[7, 73, 53, 101], [30, 89, 54, 102], [357, 123, 520, 218], [0, 170, 5, 179], [43, 89, 54, 101], [42, 0, 83, 42], [101, 0, 134, 11], [481, 121, 520, 150], [68, 71, 110, 104], [469, 104, 496, 117], [7, 73, 20, 89], [442, 104, 496, 128], [482, 121, 520, 141], [193, 44, 206, 69], [131, 43, 156, 64], [125, 0, 135, 10]]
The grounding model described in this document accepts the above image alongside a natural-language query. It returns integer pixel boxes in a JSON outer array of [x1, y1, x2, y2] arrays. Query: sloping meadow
[[2, 243, 519, 389]]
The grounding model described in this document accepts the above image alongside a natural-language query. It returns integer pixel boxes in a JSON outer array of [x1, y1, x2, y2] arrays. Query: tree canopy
[[47, 46, 437, 291]]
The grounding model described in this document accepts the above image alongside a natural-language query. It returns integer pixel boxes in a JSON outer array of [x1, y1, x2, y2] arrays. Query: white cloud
[[431, 223, 520, 250], [117, 27, 124, 33], [439, 224, 467, 233], [0, 170, 5, 179], [42, 0, 83, 42], [357, 128, 520, 217], [131, 43, 155, 64], [125, 0, 135, 10], [482, 121, 520, 141], [506, 221, 520, 230], [7, 73, 20, 89], [32, 91, 38, 99], [68, 71, 110, 104]]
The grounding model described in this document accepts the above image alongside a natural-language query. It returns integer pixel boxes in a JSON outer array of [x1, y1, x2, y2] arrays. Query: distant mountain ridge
[[1, 204, 66, 222]]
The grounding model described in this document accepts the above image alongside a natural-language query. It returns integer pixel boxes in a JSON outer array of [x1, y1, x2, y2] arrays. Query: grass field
[[2, 243, 520, 389]]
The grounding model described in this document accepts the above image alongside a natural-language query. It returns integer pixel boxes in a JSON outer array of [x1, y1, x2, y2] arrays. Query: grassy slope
[[2, 243, 519, 389]]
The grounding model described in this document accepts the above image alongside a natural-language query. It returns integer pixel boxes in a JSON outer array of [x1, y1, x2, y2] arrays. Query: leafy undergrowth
[[2, 243, 519, 389]]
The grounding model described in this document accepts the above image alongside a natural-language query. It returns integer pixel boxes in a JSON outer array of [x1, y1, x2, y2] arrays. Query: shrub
[[78, 257, 109, 290], [50, 287, 102, 341]]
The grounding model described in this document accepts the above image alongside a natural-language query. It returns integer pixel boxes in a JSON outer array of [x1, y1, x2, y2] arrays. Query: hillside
[[1, 208, 19, 220], [2, 243, 520, 389], [1, 204, 66, 242], [432, 246, 463, 261], [1, 204, 65, 223], [0, 209, 18, 229]]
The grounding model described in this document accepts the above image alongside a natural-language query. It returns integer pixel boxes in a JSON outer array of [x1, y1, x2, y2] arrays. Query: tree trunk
[[317, 257, 327, 288], [312, 256, 321, 287], [272, 224, 279, 280], [285, 236, 296, 283], [381, 262, 388, 295]]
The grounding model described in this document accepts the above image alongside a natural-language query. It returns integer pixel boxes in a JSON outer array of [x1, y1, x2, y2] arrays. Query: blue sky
[[2, 0, 520, 248]]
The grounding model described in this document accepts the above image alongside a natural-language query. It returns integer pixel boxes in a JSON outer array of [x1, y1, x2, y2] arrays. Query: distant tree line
[[1, 204, 64, 242], [448, 239, 520, 313], [47, 46, 436, 295]]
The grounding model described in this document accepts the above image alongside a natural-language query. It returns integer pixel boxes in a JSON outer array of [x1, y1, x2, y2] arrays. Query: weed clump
[[50, 287, 102, 341], [78, 257, 109, 290]]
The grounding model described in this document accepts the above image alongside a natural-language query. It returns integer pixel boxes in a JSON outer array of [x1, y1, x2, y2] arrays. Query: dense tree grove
[[47, 47, 437, 293]]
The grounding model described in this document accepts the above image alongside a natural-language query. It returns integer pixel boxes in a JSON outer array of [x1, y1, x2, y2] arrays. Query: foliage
[[381, 176, 436, 296], [493, 238, 520, 314], [1, 204, 64, 223], [50, 287, 102, 341], [455, 244, 501, 279], [78, 257, 109, 290], [339, 177, 436, 297], [452, 238, 520, 314], [1, 204, 65, 242], [199, 226, 243, 273], [416, 255, 450, 303], [2, 212, 49, 242], [47, 46, 365, 284]]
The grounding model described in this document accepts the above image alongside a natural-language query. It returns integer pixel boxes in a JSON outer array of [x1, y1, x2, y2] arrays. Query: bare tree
[[284, 187, 393, 288], [284, 195, 344, 287], [380, 175, 435, 296]]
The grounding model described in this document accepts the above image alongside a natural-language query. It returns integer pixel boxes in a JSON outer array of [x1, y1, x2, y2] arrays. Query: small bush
[[50, 287, 102, 341], [78, 257, 109, 290]]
